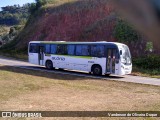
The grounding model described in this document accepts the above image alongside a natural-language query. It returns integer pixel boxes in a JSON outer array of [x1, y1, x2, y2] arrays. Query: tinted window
[[29, 43, 38, 53], [67, 45, 75, 55], [51, 44, 57, 54], [76, 45, 90, 56], [57, 44, 67, 55], [45, 44, 50, 54], [91, 45, 105, 57]]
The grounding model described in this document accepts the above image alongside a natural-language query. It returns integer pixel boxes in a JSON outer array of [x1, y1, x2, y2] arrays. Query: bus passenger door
[[106, 48, 118, 74], [39, 46, 44, 66]]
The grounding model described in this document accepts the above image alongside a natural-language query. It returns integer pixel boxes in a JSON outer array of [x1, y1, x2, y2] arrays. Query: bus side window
[[96, 45, 104, 57], [29, 43, 38, 53], [45, 44, 51, 54], [67, 45, 75, 55], [76, 45, 90, 56], [51, 44, 57, 54], [57, 44, 67, 55], [91, 45, 104, 57]]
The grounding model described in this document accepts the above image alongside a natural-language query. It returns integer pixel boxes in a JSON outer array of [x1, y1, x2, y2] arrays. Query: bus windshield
[[121, 45, 132, 65]]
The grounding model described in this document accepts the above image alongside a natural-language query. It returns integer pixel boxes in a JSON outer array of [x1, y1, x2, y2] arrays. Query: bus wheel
[[45, 60, 53, 70], [92, 65, 102, 76]]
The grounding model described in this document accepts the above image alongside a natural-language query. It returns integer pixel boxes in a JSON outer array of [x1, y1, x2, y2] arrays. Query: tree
[[29, 3, 36, 14], [35, 0, 47, 9], [114, 20, 139, 43], [0, 4, 30, 26]]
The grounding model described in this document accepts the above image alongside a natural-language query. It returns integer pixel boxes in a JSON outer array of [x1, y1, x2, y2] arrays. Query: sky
[[0, 0, 35, 11]]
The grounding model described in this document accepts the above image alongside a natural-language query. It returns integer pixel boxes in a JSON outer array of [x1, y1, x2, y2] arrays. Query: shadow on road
[[0, 65, 124, 81]]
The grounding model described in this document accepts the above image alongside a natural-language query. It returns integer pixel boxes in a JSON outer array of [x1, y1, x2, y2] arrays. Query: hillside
[[15, 0, 115, 46], [0, 4, 31, 26], [0, 4, 32, 47], [2, 0, 158, 57]]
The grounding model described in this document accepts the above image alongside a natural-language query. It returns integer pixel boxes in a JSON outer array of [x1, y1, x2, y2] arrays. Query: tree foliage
[[0, 4, 31, 26], [145, 41, 153, 52], [114, 20, 139, 43], [29, 0, 48, 14], [35, 0, 47, 8], [29, 3, 37, 14]]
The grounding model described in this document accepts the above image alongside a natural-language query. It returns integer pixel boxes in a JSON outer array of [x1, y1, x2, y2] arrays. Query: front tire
[[45, 60, 53, 70], [92, 65, 102, 76]]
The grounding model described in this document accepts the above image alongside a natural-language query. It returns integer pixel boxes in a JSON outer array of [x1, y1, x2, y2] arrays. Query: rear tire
[[45, 60, 53, 70], [92, 65, 102, 76]]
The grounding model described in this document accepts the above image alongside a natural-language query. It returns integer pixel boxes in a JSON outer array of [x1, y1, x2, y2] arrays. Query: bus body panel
[[44, 55, 107, 75], [28, 53, 39, 65]]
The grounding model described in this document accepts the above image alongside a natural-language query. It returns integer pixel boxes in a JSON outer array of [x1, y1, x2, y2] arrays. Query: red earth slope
[[15, 0, 156, 56]]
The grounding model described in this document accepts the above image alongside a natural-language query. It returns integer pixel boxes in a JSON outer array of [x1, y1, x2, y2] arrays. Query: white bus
[[28, 41, 132, 76]]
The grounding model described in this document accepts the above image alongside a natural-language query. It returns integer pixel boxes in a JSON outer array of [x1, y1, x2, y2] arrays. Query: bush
[[133, 55, 160, 70]]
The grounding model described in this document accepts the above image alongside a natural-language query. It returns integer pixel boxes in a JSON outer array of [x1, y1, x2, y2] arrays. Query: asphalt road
[[0, 56, 160, 86]]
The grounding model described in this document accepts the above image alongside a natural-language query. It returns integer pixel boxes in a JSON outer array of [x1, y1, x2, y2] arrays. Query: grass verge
[[0, 51, 28, 61], [0, 65, 160, 112]]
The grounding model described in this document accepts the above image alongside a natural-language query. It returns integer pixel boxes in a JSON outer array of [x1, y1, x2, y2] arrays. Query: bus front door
[[39, 46, 44, 66], [106, 48, 118, 74]]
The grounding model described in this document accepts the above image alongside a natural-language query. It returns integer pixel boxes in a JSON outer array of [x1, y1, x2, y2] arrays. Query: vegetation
[[0, 4, 33, 47], [114, 20, 140, 43], [0, 4, 32, 26], [133, 55, 160, 70], [29, 0, 48, 14], [35, 0, 48, 8], [145, 41, 153, 52], [133, 55, 160, 76], [0, 25, 23, 45], [0, 0, 52, 47], [0, 26, 9, 35]]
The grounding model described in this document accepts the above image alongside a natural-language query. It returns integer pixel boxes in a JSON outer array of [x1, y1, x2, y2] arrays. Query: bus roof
[[29, 41, 126, 46]]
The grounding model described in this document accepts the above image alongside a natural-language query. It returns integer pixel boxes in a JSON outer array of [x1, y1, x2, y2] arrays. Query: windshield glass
[[121, 45, 132, 65]]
